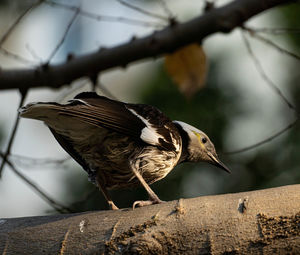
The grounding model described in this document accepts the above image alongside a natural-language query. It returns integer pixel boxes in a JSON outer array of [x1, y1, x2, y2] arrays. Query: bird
[[19, 92, 230, 210]]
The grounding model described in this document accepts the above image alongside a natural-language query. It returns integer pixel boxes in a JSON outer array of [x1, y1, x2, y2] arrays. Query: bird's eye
[[201, 137, 207, 144]]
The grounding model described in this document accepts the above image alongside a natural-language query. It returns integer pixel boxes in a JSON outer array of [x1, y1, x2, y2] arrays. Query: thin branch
[[9, 154, 70, 169], [224, 119, 298, 154], [45, 0, 163, 28], [0, 91, 27, 178], [246, 26, 300, 35], [158, 0, 174, 19], [25, 43, 43, 62], [244, 27, 300, 61], [0, 0, 44, 65], [0, 0, 293, 91], [0, 47, 37, 65], [114, 0, 169, 22], [46, 7, 79, 64], [241, 31, 296, 112], [0, 152, 73, 213], [0, 0, 44, 46]]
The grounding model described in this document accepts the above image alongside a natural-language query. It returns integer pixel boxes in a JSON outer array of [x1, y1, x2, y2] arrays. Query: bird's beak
[[207, 152, 231, 173]]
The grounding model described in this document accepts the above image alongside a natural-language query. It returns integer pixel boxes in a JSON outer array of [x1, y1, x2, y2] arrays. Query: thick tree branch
[[0, 0, 292, 91], [0, 184, 299, 254]]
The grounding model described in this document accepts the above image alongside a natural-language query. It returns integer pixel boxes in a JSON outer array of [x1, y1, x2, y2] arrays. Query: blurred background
[[0, 0, 299, 217]]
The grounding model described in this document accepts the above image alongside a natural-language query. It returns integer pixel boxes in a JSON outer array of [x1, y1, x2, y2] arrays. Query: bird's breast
[[71, 127, 182, 189]]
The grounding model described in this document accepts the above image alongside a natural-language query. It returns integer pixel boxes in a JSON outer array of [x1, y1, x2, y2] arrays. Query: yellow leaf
[[164, 44, 207, 98]]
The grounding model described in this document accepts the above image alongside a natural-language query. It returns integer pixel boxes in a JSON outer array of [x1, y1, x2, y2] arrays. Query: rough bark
[[0, 184, 299, 254], [0, 0, 293, 91]]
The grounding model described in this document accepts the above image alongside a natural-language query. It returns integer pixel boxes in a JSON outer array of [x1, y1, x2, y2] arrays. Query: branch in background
[[0, 0, 44, 46], [246, 26, 300, 35], [244, 27, 300, 61], [224, 119, 298, 154], [227, 31, 299, 155], [9, 154, 70, 169], [114, 0, 169, 22], [241, 31, 297, 112], [204, 0, 216, 12], [0, 47, 37, 65], [89, 74, 118, 100], [0, 91, 27, 178], [46, 7, 79, 64], [45, 0, 164, 28], [0, 0, 45, 66], [158, 0, 174, 19], [0, 152, 72, 213], [25, 43, 43, 62], [0, 0, 164, 66], [0, 0, 292, 91]]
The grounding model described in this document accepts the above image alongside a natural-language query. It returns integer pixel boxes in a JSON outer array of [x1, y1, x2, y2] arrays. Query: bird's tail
[[19, 101, 98, 139], [19, 102, 61, 121]]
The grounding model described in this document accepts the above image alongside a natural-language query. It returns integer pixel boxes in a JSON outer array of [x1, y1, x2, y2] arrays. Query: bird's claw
[[132, 199, 164, 209], [109, 201, 119, 210]]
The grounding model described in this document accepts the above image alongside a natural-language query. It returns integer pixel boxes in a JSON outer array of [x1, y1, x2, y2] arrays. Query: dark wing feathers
[[49, 128, 93, 175], [126, 103, 178, 151], [60, 92, 180, 151], [63, 93, 146, 140]]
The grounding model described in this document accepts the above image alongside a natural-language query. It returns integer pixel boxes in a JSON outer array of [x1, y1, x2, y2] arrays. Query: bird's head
[[173, 121, 230, 173]]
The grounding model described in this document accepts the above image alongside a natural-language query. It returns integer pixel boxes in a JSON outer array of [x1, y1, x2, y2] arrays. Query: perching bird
[[19, 92, 230, 210]]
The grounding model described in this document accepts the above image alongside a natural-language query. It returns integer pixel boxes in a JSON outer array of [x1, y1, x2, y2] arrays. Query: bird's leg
[[131, 166, 164, 209], [96, 179, 119, 210]]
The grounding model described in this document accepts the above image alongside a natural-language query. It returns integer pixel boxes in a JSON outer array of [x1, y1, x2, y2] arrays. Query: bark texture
[[0, 0, 293, 91], [0, 184, 299, 254]]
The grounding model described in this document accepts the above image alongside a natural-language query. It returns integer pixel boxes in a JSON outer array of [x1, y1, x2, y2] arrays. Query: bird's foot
[[109, 201, 119, 210], [132, 198, 164, 209]]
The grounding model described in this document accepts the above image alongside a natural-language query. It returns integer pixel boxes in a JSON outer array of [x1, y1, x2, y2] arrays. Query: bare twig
[[241, 31, 296, 112], [9, 154, 70, 169], [158, 0, 174, 19], [45, 0, 163, 28], [25, 43, 43, 62], [0, 0, 44, 46], [0, 0, 293, 90], [246, 26, 300, 35], [115, 0, 169, 22], [0, 91, 27, 178], [0, 0, 45, 65], [224, 119, 298, 154], [46, 7, 79, 64], [0, 47, 37, 65], [244, 27, 300, 61], [0, 151, 73, 213]]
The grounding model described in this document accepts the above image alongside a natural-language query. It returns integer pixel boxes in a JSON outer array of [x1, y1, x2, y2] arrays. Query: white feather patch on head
[[173, 121, 204, 135], [127, 108, 164, 146]]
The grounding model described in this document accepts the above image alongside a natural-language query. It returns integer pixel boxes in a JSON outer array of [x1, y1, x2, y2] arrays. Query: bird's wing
[[49, 127, 92, 175], [60, 92, 179, 151], [65, 92, 146, 140]]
